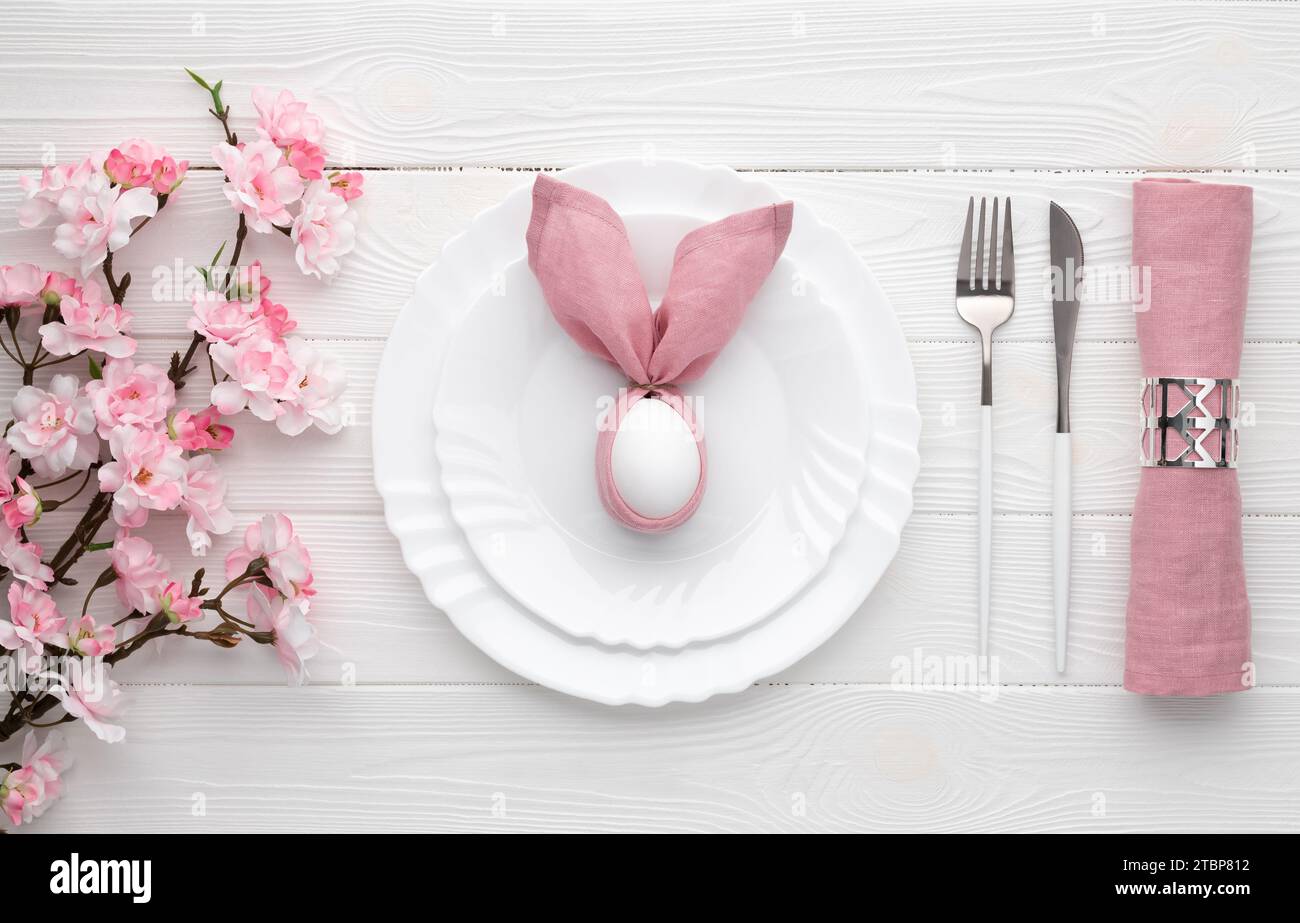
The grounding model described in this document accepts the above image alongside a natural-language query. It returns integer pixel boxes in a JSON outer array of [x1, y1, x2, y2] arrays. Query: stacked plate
[[373, 160, 921, 706]]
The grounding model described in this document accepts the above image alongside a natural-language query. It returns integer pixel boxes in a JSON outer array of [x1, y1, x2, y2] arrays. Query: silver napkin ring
[[1140, 376, 1239, 469]]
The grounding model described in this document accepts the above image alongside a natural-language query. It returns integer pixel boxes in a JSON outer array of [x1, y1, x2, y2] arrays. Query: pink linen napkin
[[526, 173, 793, 532], [1125, 178, 1253, 695]]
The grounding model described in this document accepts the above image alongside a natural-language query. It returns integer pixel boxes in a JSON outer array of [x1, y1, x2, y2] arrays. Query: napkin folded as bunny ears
[[525, 173, 794, 532]]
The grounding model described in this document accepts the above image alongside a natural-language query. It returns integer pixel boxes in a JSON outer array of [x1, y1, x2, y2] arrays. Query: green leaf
[[209, 80, 226, 115], [88, 354, 103, 380], [184, 67, 211, 90]]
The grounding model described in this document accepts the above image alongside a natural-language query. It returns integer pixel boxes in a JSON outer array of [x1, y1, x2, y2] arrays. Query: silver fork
[[955, 196, 1014, 663]]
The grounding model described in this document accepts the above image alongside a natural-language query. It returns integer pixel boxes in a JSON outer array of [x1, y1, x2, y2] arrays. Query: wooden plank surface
[[3, 0, 1299, 835], [51, 511, 1296, 688], [3, 168, 1299, 517], [7, 168, 1300, 343], [2, 1, 1299, 169], [9, 335, 1291, 517], [33, 685, 1300, 833]]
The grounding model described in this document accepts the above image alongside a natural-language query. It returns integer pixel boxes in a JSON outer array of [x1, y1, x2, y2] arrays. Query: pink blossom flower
[[104, 139, 189, 196], [0, 263, 46, 307], [247, 584, 318, 685], [50, 664, 126, 744], [2, 477, 41, 530], [256, 295, 297, 339], [179, 454, 234, 555], [21, 731, 70, 819], [252, 87, 325, 145], [291, 179, 357, 278], [226, 512, 315, 599], [281, 139, 326, 181], [252, 86, 325, 150], [190, 263, 296, 344], [52, 172, 158, 275], [37, 288, 136, 359], [212, 140, 304, 233], [0, 526, 53, 589], [330, 171, 364, 202], [37, 270, 87, 308], [0, 731, 71, 826], [150, 155, 188, 195], [170, 405, 234, 452], [16, 157, 101, 229], [103, 139, 159, 187], [160, 582, 204, 623], [229, 259, 270, 302], [250, 266, 296, 337], [188, 289, 265, 344], [109, 531, 170, 614], [57, 614, 116, 657], [1, 765, 45, 826], [0, 582, 65, 659], [0, 442, 21, 499], [98, 425, 187, 528], [23, 729, 71, 785], [85, 358, 176, 438], [6, 374, 99, 479], [209, 332, 298, 421], [276, 338, 347, 436]]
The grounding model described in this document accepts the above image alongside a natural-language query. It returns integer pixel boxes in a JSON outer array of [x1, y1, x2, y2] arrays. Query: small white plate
[[374, 159, 920, 706], [433, 222, 870, 651]]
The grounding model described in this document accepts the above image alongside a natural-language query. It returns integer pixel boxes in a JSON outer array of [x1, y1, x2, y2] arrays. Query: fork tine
[[1001, 197, 1014, 292], [989, 197, 1000, 286], [958, 196, 973, 287], [975, 197, 986, 285]]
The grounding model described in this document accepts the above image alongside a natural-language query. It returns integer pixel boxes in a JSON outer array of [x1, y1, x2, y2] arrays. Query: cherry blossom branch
[[41, 463, 99, 513], [100, 251, 130, 305], [185, 69, 238, 146], [46, 490, 113, 584], [0, 560, 276, 742], [168, 77, 250, 392], [102, 195, 171, 308], [0, 696, 60, 739], [35, 192, 188, 578], [3, 72, 354, 828]]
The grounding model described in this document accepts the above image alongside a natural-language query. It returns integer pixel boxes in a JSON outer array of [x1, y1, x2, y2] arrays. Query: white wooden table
[[3, 0, 1299, 833]]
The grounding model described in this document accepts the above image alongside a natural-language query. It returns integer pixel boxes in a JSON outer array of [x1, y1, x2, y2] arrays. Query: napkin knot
[[526, 173, 793, 532]]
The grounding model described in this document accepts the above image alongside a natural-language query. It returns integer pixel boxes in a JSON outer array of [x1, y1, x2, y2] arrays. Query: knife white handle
[[1053, 431, 1072, 673], [978, 404, 992, 663]]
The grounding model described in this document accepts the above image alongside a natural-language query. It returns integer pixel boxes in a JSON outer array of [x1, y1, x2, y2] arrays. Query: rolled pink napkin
[[1125, 178, 1253, 695], [526, 173, 792, 532]]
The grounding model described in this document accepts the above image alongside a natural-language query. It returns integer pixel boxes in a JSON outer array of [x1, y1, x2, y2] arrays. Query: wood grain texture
[[31, 685, 1300, 833], [12, 336, 1290, 517], [4, 0, 1300, 835], [12, 163, 1300, 516], [7, 168, 1300, 343], [2, 1, 1299, 169], [41, 510, 1296, 688]]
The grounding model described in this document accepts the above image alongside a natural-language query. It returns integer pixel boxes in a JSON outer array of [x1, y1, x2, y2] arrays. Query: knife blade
[[1050, 203, 1085, 432], [1049, 202, 1084, 673]]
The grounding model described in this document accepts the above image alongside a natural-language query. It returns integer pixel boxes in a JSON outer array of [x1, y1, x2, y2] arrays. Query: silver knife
[[1050, 202, 1084, 673]]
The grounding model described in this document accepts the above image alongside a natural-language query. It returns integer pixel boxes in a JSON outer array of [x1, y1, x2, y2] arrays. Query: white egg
[[609, 398, 702, 520]]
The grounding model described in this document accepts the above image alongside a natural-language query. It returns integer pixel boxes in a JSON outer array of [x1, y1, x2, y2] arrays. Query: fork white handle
[[1053, 432, 1071, 673], [978, 405, 992, 661]]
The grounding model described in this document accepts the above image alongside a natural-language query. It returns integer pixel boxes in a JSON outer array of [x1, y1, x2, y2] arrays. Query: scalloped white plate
[[433, 237, 869, 650], [374, 160, 920, 706]]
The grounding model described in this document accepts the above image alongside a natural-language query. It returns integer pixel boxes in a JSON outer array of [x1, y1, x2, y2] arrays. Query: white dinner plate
[[433, 227, 870, 650], [374, 159, 920, 706]]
